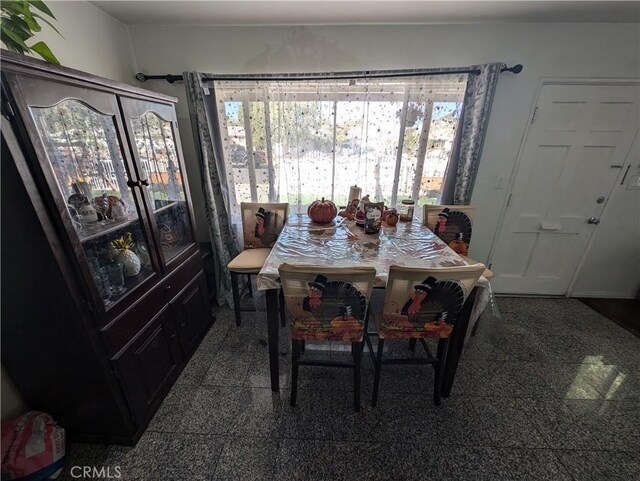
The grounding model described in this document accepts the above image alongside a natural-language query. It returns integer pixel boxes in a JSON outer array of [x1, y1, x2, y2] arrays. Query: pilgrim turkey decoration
[[432, 207, 472, 253], [292, 275, 368, 340], [384, 277, 466, 339], [253, 207, 281, 247]]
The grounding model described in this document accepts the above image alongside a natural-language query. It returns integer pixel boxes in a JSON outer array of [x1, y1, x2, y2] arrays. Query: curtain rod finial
[[135, 73, 147, 83], [502, 64, 523, 74]]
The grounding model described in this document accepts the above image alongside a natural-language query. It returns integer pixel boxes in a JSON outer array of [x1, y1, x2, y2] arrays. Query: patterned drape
[[445, 62, 504, 204], [184, 72, 240, 306]]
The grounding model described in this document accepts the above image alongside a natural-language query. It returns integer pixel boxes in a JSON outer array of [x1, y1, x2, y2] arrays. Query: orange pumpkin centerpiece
[[385, 211, 399, 227], [308, 197, 337, 224]]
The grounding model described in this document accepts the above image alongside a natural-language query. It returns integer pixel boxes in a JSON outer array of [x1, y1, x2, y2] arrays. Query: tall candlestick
[[348, 185, 362, 203]]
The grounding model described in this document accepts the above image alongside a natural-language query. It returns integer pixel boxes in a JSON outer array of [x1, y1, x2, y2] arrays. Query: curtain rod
[[134, 64, 523, 84]]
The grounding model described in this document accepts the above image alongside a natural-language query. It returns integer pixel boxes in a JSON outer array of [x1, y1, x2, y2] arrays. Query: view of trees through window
[[215, 76, 467, 215]]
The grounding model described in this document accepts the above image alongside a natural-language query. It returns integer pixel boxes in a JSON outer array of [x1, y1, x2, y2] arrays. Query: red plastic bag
[[1, 411, 65, 481]]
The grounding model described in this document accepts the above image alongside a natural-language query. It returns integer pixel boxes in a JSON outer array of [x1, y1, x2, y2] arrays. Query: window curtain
[[211, 72, 468, 236], [184, 72, 240, 306], [441, 62, 504, 204]]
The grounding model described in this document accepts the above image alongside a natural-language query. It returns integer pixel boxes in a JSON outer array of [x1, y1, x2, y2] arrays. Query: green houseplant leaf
[[1, 23, 29, 51], [0, 0, 61, 64], [29, 39, 57, 63], [29, 0, 54, 18]]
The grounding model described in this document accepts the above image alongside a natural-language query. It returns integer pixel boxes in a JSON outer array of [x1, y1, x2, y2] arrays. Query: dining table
[[257, 213, 491, 395]]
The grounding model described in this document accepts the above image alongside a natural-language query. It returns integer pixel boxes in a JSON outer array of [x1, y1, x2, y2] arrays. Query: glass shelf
[[79, 216, 138, 243]]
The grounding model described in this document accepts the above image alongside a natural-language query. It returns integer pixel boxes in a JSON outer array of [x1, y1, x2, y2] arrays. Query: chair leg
[[352, 341, 363, 412], [434, 338, 449, 406], [230, 271, 241, 327], [247, 274, 253, 297], [279, 288, 286, 327], [372, 338, 385, 407], [408, 339, 417, 351], [290, 339, 301, 407]]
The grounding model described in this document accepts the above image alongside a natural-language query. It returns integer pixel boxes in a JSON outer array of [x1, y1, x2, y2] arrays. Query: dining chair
[[367, 264, 485, 406], [423, 204, 494, 280], [227, 202, 289, 326], [278, 263, 377, 411]]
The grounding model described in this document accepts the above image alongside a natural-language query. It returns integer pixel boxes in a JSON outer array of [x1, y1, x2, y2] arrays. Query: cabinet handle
[[126, 179, 149, 188], [165, 285, 172, 291]]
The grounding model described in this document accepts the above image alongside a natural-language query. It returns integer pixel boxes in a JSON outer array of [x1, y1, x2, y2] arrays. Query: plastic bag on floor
[[1, 411, 65, 481]]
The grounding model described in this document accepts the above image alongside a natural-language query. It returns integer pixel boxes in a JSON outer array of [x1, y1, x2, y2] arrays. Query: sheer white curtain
[[213, 75, 467, 236]]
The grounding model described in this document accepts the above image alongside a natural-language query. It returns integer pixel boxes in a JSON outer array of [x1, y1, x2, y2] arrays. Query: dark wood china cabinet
[[1, 50, 212, 444]]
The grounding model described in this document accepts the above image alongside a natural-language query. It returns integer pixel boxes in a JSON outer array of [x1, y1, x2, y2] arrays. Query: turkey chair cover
[[241, 202, 289, 249], [278, 264, 376, 342], [379, 264, 485, 339], [424, 205, 476, 256]]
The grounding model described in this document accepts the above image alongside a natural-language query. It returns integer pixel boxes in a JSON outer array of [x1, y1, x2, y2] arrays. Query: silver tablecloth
[[258, 214, 469, 290]]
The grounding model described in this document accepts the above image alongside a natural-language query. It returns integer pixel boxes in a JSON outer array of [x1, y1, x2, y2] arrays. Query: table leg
[[442, 286, 478, 397], [265, 288, 280, 391]]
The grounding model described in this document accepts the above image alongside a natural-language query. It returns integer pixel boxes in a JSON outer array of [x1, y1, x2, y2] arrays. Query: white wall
[[35, 0, 136, 83], [1, 0, 137, 422], [128, 23, 640, 255]]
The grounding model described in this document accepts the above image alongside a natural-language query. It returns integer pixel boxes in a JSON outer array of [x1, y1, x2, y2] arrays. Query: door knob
[[587, 217, 600, 225]]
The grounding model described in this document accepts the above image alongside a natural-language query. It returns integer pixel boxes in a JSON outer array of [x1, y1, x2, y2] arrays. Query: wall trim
[[570, 291, 637, 300]]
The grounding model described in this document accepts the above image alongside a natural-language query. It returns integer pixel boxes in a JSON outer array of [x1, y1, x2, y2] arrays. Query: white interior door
[[570, 133, 640, 298], [490, 83, 640, 295]]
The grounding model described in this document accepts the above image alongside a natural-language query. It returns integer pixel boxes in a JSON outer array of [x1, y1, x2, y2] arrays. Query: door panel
[[119, 97, 197, 270], [571, 134, 640, 297], [491, 84, 640, 295], [112, 308, 181, 423], [170, 274, 210, 358], [5, 74, 161, 315]]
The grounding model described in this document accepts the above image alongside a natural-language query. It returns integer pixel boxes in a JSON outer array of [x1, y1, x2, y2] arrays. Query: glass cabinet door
[[14, 81, 160, 310], [120, 99, 196, 267]]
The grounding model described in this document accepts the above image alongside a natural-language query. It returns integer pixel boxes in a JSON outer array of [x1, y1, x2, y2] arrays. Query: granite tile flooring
[[60, 295, 640, 480]]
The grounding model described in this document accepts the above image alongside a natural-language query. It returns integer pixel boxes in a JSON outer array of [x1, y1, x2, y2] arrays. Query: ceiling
[[91, 1, 640, 26]]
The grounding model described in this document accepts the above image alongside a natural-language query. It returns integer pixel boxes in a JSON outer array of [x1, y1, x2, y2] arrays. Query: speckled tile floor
[[60, 295, 640, 481]]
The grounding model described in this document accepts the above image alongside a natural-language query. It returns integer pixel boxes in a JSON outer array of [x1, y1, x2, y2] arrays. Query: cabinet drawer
[[170, 273, 211, 358], [112, 307, 181, 425]]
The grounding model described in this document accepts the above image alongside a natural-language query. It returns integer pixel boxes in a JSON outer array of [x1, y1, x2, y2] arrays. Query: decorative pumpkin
[[307, 197, 337, 224], [385, 211, 399, 227]]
